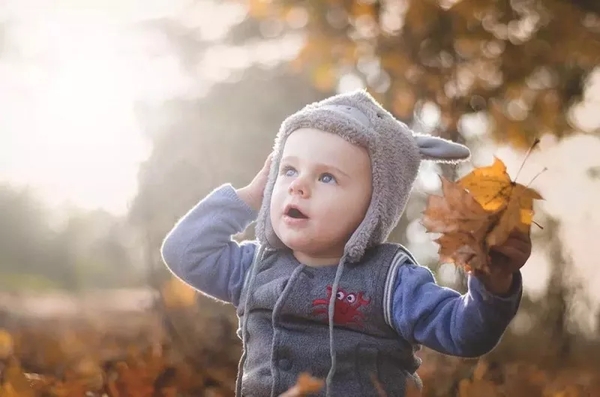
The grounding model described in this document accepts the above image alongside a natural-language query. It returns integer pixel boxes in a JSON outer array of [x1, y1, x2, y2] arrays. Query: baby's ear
[[414, 134, 470, 163]]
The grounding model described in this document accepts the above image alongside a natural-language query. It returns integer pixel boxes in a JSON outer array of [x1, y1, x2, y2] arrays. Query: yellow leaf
[[485, 184, 540, 247], [458, 157, 513, 212], [0, 329, 13, 359], [0, 358, 35, 397], [423, 157, 543, 273]]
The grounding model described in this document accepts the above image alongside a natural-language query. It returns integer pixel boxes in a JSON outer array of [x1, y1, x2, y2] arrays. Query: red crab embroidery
[[312, 285, 370, 327]]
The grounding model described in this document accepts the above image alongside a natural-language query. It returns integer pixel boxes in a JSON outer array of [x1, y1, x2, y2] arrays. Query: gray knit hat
[[255, 89, 470, 262]]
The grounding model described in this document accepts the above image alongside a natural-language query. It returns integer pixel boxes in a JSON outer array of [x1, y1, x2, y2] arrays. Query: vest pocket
[[356, 344, 380, 396]]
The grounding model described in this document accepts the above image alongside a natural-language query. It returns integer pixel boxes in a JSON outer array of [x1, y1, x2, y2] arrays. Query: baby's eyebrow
[[320, 163, 350, 178], [281, 156, 350, 178]]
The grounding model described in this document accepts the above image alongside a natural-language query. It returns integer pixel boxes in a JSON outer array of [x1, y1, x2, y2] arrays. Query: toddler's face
[[269, 128, 372, 265]]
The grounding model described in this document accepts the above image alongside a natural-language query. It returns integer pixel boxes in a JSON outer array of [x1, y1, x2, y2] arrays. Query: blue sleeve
[[160, 184, 258, 307], [391, 258, 522, 357]]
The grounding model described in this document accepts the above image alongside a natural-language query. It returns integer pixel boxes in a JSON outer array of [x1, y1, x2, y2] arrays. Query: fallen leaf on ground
[[279, 373, 324, 397]]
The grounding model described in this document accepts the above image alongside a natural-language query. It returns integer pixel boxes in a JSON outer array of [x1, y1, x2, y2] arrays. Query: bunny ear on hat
[[414, 134, 471, 163]]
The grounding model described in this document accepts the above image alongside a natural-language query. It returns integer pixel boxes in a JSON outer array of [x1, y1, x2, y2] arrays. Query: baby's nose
[[289, 178, 309, 197]]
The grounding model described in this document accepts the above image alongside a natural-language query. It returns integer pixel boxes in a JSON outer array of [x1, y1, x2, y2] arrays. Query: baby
[[161, 90, 530, 397]]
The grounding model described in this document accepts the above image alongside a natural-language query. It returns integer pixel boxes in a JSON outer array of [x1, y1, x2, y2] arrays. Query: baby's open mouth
[[286, 207, 308, 219]]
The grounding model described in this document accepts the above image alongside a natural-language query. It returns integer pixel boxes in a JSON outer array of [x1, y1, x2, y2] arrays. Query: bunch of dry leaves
[[422, 155, 543, 274]]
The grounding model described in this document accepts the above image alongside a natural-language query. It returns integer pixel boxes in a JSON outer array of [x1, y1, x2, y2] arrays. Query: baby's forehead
[[284, 127, 365, 150], [281, 128, 371, 173]]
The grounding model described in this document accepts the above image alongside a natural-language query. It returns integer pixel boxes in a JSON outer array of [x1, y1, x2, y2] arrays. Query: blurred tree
[[0, 186, 57, 286], [129, 65, 329, 283], [51, 210, 143, 290], [231, 0, 600, 147], [0, 185, 141, 291]]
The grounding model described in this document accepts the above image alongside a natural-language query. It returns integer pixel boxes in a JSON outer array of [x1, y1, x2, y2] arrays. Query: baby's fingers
[[504, 235, 530, 254], [490, 244, 529, 268]]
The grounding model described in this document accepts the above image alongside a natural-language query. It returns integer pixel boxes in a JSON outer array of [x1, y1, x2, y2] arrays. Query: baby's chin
[[275, 233, 313, 253], [274, 229, 344, 261], [274, 228, 317, 252]]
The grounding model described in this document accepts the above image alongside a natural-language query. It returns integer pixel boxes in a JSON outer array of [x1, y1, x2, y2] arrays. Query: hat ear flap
[[415, 134, 470, 163]]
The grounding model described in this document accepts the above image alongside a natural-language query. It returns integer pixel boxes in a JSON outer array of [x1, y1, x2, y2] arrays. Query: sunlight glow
[[0, 11, 149, 215], [0, 0, 259, 214]]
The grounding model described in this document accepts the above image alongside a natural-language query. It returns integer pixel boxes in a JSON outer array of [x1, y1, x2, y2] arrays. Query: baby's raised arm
[[161, 155, 271, 307], [391, 258, 522, 358]]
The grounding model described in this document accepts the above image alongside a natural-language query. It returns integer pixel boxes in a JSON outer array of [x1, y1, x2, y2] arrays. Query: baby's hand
[[473, 229, 532, 295], [236, 153, 273, 211]]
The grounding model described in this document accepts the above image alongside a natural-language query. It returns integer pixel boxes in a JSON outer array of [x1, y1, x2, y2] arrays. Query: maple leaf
[[422, 177, 492, 236], [422, 156, 543, 273], [422, 177, 496, 272], [457, 157, 543, 248]]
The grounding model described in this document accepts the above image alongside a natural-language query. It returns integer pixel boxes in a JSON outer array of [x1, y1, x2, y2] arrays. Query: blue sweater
[[161, 184, 522, 358]]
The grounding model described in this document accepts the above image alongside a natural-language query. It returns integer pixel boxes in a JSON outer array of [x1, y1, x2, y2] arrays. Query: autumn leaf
[[485, 183, 542, 247], [435, 232, 487, 272], [279, 373, 324, 397], [422, 157, 543, 273], [0, 329, 13, 360], [422, 177, 492, 236], [458, 157, 542, 212], [457, 157, 515, 212], [422, 176, 496, 271], [0, 358, 35, 397], [458, 378, 500, 397], [457, 156, 543, 248]]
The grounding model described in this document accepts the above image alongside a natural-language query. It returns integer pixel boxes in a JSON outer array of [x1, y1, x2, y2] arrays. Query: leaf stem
[[527, 167, 548, 188], [514, 138, 540, 183]]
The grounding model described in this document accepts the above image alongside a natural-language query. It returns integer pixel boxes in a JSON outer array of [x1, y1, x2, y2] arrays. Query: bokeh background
[[1, 0, 600, 395]]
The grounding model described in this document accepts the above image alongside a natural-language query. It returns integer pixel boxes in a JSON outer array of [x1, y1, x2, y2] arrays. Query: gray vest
[[235, 243, 422, 397]]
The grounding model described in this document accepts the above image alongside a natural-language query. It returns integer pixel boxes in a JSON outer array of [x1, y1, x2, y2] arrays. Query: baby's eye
[[281, 166, 297, 177], [319, 173, 337, 184]]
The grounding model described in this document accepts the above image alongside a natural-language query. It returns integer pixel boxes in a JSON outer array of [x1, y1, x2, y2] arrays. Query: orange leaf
[[423, 157, 543, 272], [422, 177, 491, 235], [457, 157, 542, 213], [422, 177, 495, 272], [485, 184, 540, 247], [0, 329, 14, 360], [279, 373, 324, 397], [0, 358, 35, 397]]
